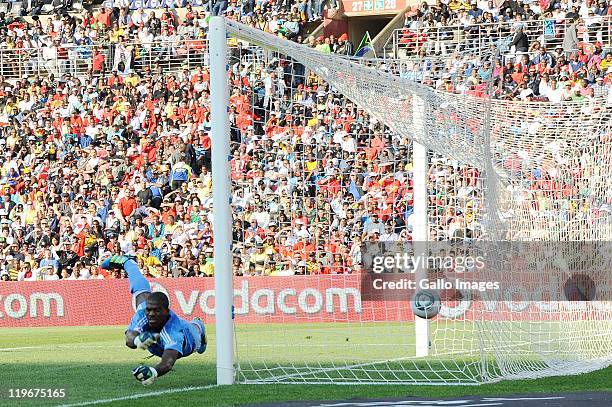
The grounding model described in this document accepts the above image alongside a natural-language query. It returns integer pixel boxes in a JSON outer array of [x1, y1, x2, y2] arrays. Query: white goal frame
[[208, 15, 612, 386], [209, 16, 434, 385], [210, 16, 235, 386]]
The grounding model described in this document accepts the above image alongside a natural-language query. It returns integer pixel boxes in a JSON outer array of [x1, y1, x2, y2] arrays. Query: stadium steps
[[366, 4, 416, 59], [305, 21, 326, 42]]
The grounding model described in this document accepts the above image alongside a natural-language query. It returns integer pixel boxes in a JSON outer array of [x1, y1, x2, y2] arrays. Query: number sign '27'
[[345, 0, 405, 13]]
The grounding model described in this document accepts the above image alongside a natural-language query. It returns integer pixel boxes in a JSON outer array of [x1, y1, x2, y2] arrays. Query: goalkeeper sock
[[100, 255, 130, 270], [124, 259, 151, 297]]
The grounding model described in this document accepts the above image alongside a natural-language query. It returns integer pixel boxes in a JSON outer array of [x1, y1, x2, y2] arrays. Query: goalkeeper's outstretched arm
[[124, 330, 162, 350], [125, 330, 143, 349], [155, 349, 179, 376]]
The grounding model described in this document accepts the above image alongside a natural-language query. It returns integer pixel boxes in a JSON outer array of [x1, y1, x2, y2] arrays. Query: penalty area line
[[0, 345, 118, 352], [55, 384, 217, 407]]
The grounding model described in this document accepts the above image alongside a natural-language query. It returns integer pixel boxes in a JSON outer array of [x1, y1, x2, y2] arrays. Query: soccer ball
[[411, 289, 441, 319], [563, 273, 596, 301]]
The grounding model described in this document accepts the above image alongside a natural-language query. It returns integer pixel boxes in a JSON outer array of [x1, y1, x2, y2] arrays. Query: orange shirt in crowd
[[96, 10, 112, 27], [118, 196, 138, 218], [92, 52, 105, 72]]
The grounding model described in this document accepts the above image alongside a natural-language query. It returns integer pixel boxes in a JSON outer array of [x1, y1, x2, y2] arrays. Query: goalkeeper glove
[[132, 365, 158, 386], [134, 332, 160, 350]]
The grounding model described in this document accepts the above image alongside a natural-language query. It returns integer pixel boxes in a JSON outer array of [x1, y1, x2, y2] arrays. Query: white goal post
[[209, 16, 612, 386], [209, 17, 433, 383], [210, 17, 235, 385]]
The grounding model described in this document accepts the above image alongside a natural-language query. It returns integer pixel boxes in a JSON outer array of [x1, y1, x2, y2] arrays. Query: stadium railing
[[0, 39, 210, 80], [1, 16, 609, 82], [386, 16, 611, 59]]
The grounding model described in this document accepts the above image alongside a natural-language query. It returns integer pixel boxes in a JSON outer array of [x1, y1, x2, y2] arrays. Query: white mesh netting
[[219, 20, 612, 384]]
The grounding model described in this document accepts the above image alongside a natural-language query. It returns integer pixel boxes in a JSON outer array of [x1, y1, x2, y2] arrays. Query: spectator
[[563, 19, 580, 55], [0, 2, 609, 283], [509, 24, 529, 53], [335, 33, 353, 55]]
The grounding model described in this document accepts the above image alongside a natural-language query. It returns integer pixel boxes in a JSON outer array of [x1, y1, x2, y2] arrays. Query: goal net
[[210, 18, 612, 385]]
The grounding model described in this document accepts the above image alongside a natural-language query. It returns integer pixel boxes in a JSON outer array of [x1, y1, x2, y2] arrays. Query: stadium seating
[[0, 1, 610, 281]]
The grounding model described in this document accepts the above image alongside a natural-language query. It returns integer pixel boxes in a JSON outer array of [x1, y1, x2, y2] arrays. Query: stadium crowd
[[396, 0, 612, 100], [0, 1, 610, 281]]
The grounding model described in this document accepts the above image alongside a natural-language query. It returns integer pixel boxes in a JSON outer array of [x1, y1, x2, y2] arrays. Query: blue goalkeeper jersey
[[127, 302, 197, 358]]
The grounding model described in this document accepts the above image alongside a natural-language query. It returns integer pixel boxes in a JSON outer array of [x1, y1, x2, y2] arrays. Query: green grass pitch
[[0, 325, 610, 407]]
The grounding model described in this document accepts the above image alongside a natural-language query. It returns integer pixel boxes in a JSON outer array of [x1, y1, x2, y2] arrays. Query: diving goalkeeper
[[101, 255, 207, 386]]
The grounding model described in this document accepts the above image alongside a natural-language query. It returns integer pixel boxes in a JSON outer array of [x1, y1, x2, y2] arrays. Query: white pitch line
[[56, 384, 217, 407], [445, 404, 502, 407], [397, 405, 501, 407], [318, 400, 473, 406], [483, 397, 566, 401], [370, 403, 451, 406], [0, 344, 117, 352], [317, 403, 502, 407]]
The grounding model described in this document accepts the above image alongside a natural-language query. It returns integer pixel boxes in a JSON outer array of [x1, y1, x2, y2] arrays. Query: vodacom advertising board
[[0, 276, 368, 328], [0, 276, 602, 328]]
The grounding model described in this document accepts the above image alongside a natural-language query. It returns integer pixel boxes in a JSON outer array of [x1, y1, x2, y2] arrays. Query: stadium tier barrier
[[0, 39, 209, 80], [2, 15, 610, 81], [388, 16, 612, 58]]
